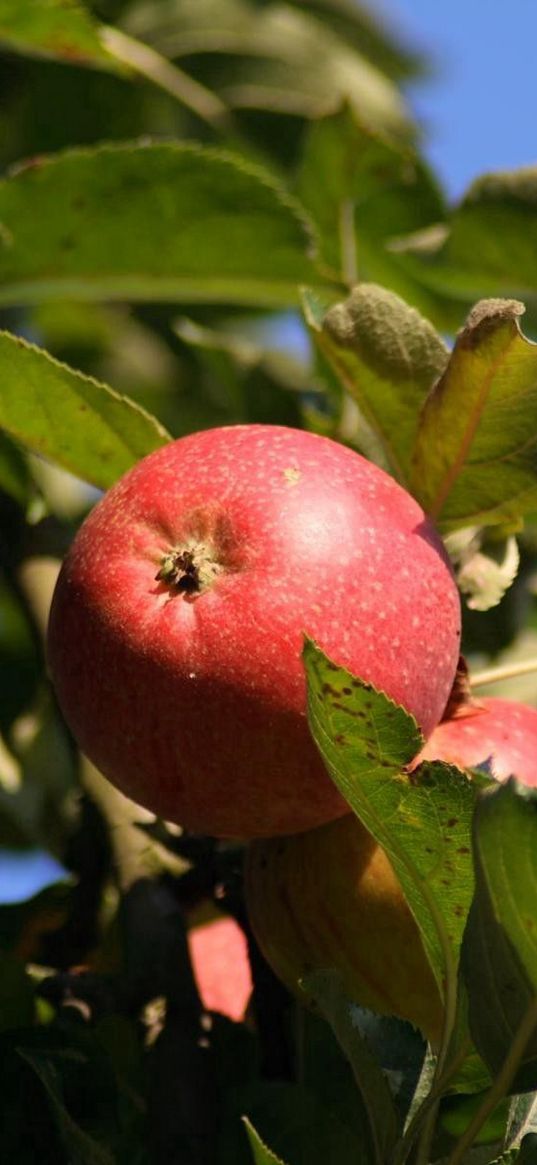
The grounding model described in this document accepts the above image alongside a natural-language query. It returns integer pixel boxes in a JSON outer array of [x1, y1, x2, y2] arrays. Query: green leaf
[[0, 330, 170, 489], [506, 1092, 537, 1149], [462, 780, 537, 1092], [410, 299, 537, 531], [18, 1046, 117, 1164], [234, 1082, 368, 1165], [0, 0, 119, 70], [0, 952, 35, 1031], [519, 1134, 537, 1162], [173, 316, 305, 430], [243, 1119, 289, 1165], [0, 143, 318, 309], [0, 429, 32, 506], [122, 0, 412, 138], [394, 167, 537, 314], [304, 970, 399, 1165], [303, 283, 448, 484], [435, 1149, 516, 1165], [286, 0, 425, 82], [403, 1045, 437, 1131], [304, 638, 477, 1013], [295, 106, 447, 307]]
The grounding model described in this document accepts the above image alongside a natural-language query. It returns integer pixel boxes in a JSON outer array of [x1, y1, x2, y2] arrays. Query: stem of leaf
[[101, 26, 238, 136], [413, 1100, 440, 1165], [393, 1036, 472, 1164], [339, 199, 357, 286], [445, 997, 537, 1165], [471, 656, 537, 688]]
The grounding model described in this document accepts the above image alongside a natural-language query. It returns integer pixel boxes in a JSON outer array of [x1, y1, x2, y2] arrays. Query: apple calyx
[[156, 542, 224, 595]]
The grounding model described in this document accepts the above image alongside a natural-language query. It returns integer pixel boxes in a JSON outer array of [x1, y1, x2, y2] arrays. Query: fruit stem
[[445, 996, 537, 1165], [471, 656, 537, 688], [413, 1101, 440, 1165]]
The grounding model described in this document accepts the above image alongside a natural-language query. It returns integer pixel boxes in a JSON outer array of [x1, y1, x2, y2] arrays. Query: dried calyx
[[156, 543, 225, 595]]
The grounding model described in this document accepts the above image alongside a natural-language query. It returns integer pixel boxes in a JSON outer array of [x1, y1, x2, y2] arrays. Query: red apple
[[417, 696, 537, 784], [187, 914, 252, 1022], [47, 424, 460, 838]]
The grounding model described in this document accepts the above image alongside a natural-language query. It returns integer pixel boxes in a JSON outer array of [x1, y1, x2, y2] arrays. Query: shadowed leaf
[[462, 780, 537, 1092], [244, 1118, 289, 1165]]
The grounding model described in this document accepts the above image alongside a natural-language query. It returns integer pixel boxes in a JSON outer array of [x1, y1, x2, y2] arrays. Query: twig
[[446, 998, 537, 1165], [471, 656, 537, 689]]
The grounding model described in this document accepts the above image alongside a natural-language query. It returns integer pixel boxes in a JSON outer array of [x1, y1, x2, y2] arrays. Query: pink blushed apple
[[188, 915, 252, 1022], [418, 696, 537, 784], [47, 424, 461, 837]]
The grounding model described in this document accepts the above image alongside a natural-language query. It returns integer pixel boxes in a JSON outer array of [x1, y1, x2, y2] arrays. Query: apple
[[245, 694, 537, 1041], [417, 696, 537, 784], [187, 914, 253, 1022], [245, 811, 444, 1042], [47, 424, 460, 838]]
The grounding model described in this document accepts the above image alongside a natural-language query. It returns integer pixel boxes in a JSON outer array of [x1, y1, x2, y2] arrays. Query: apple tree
[[2, 3, 537, 1164]]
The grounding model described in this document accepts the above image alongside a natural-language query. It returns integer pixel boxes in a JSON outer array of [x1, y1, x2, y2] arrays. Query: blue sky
[[385, 0, 537, 202]]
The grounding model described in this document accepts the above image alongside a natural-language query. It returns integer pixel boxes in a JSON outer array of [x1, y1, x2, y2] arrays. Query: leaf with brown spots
[[0, 0, 120, 70], [304, 637, 477, 1012]]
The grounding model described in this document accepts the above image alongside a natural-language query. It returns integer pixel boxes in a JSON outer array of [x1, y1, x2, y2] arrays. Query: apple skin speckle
[[47, 424, 461, 838]]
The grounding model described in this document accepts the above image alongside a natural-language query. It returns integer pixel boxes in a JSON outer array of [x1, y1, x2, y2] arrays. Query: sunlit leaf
[[303, 283, 448, 483], [0, 0, 119, 70], [410, 299, 537, 530], [506, 1092, 537, 1150], [0, 330, 170, 488], [296, 106, 448, 313], [0, 143, 318, 309], [122, 0, 412, 137], [304, 638, 477, 1011], [394, 167, 537, 316]]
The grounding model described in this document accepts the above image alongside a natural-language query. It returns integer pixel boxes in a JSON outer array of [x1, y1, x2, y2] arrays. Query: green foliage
[[395, 168, 537, 320], [0, 328, 170, 488], [0, 0, 119, 69], [303, 283, 449, 482], [410, 300, 537, 530], [244, 1118, 289, 1165], [0, 143, 318, 308], [304, 637, 478, 1011], [304, 970, 399, 1164], [2, 1, 537, 1162], [462, 781, 537, 1092]]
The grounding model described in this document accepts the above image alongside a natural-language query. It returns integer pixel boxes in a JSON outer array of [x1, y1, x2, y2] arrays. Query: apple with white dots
[[47, 424, 461, 838]]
